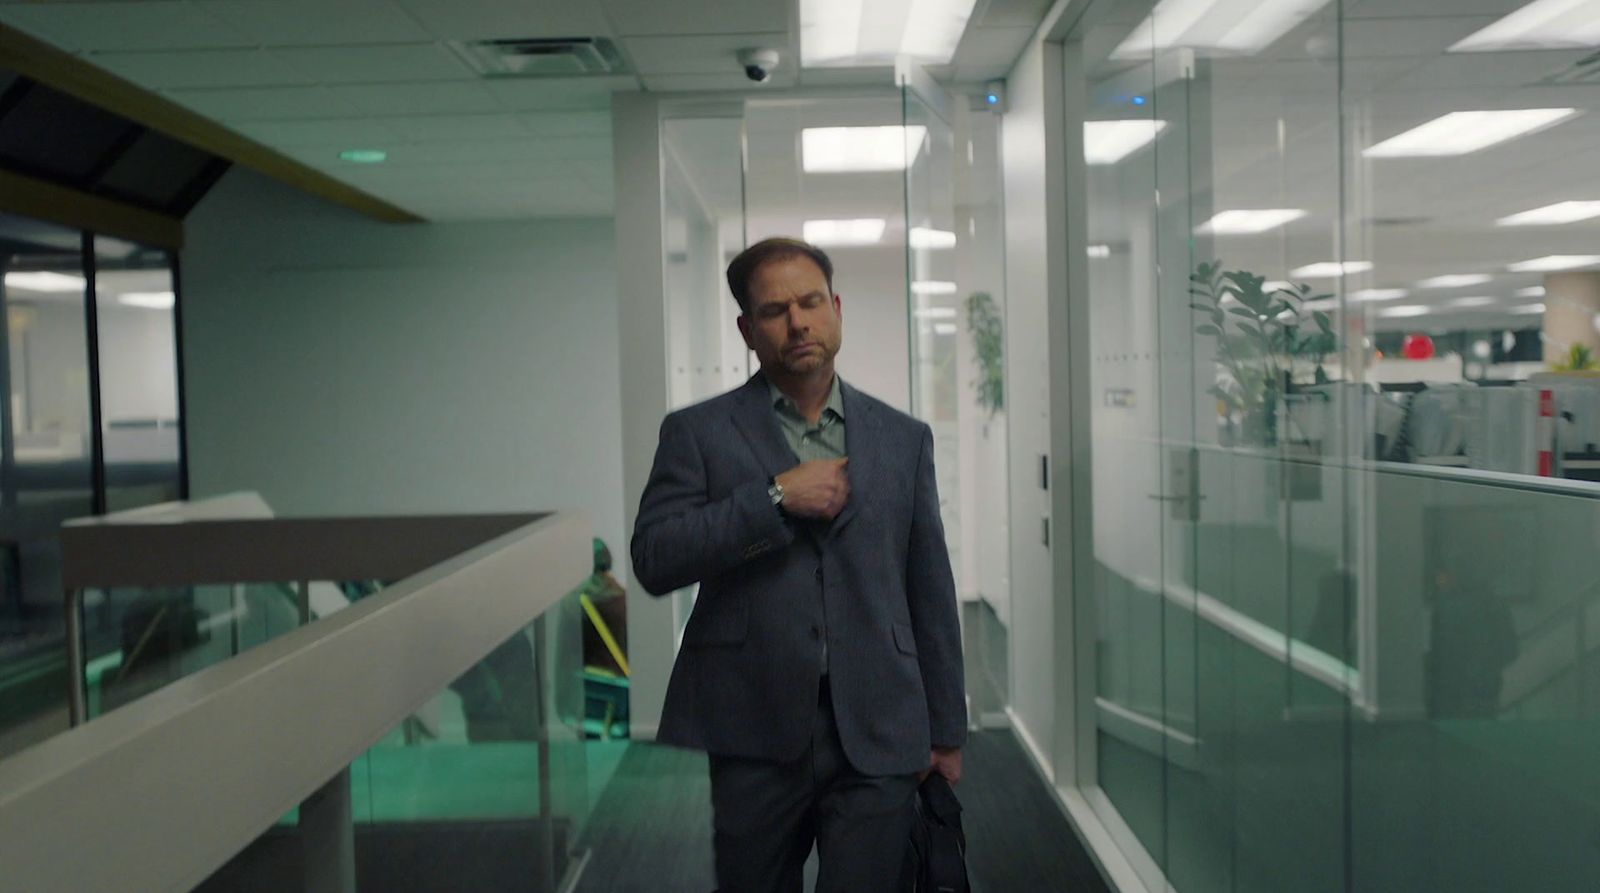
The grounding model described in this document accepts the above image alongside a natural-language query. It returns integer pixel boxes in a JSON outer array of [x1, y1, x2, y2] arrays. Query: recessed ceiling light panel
[[1497, 200, 1600, 226], [1509, 254, 1600, 272], [802, 126, 928, 173], [1112, 0, 1337, 60], [4, 272, 85, 292], [801, 0, 979, 67], [1290, 261, 1373, 278], [1364, 109, 1578, 158], [1197, 209, 1307, 234], [1450, 0, 1600, 52], [1417, 274, 1492, 288], [1351, 288, 1409, 302], [1084, 120, 1169, 164], [802, 218, 887, 246]]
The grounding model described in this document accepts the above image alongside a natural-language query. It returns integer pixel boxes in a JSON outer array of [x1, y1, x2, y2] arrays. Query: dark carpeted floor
[[574, 728, 1110, 892]]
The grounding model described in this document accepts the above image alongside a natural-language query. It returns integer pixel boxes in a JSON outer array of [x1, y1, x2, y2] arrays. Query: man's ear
[[736, 313, 754, 350], [833, 293, 843, 320]]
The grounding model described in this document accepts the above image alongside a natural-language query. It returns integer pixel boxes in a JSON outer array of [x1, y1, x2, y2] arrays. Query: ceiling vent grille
[[451, 37, 630, 78], [1536, 50, 1600, 86]]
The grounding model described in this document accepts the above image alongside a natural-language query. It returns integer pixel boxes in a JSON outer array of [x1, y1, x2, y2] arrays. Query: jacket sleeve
[[630, 410, 796, 596], [906, 423, 968, 748]]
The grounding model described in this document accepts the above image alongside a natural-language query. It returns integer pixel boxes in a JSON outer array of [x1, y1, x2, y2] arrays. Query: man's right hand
[[775, 458, 850, 521]]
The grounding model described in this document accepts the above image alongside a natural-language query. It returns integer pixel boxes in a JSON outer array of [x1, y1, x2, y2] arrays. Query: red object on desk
[[1402, 334, 1435, 360]]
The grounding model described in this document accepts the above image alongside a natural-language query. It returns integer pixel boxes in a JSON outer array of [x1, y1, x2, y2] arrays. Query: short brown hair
[[725, 237, 834, 314]]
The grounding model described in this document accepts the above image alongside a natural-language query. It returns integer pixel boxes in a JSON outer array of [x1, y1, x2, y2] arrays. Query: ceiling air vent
[[452, 37, 630, 78]]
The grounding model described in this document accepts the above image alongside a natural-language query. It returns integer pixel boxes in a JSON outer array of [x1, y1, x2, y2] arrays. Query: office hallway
[[575, 728, 1109, 892]]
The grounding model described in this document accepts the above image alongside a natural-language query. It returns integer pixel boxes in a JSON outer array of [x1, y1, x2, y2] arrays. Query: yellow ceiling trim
[[0, 168, 183, 250]]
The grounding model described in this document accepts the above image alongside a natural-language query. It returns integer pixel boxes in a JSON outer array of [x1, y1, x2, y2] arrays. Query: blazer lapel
[[730, 372, 799, 480], [830, 380, 879, 536]]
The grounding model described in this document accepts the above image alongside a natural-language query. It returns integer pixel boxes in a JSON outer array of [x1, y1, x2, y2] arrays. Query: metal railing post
[[66, 588, 87, 726], [301, 766, 356, 893]]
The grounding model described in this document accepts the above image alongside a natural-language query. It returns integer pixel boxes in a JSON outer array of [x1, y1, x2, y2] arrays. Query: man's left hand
[[922, 746, 962, 785]]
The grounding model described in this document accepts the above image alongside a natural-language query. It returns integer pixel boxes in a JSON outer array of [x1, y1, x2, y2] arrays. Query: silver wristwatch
[[767, 478, 785, 510]]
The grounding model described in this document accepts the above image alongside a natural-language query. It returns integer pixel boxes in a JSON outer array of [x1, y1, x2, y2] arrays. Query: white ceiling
[[1082, 0, 1600, 333], [0, 0, 1045, 221]]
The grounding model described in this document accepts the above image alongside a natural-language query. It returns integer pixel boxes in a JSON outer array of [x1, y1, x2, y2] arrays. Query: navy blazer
[[631, 372, 967, 777]]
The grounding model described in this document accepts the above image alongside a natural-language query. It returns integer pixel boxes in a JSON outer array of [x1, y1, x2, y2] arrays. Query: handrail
[[59, 512, 549, 589], [0, 510, 590, 893]]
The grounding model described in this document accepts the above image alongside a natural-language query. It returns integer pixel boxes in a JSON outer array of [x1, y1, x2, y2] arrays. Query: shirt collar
[[768, 374, 845, 422]]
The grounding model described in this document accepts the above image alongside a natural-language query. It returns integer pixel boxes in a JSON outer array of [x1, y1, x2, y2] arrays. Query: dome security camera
[[738, 48, 780, 83]]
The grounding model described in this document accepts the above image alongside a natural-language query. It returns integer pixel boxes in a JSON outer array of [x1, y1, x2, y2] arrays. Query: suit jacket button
[[810, 625, 822, 640]]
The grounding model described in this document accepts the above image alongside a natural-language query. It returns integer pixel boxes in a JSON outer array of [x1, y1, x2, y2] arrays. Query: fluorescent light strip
[[802, 126, 928, 173], [1417, 274, 1492, 289], [1088, 244, 1112, 259], [1085, 120, 1168, 164], [801, 0, 978, 67], [1497, 200, 1600, 226], [1111, 0, 1336, 60], [1264, 280, 1293, 292], [933, 323, 959, 335], [1380, 305, 1431, 318], [1351, 288, 1409, 302], [909, 227, 958, 250], [117, 291, 175, 310], [1364, 109, 1578, 158], [4, 271, 86, 292], [1290, 261, 1373, 278], [1450, 0, 1600, 53], [802, 218, 887, 246], [1510, 303, 1548, 314], [912, 280, 959, 295], [1448, 296, 1498, 308], [1509, 254, 1600, 272], [914, 307, 958, 319], [1517, 286, 1547, 298], [1197, 209, 1307, 234]]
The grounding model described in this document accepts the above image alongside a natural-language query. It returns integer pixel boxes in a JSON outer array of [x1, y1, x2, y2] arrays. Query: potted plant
[[1189, 261, 1337, 447], [966, 291, 1004, 420]]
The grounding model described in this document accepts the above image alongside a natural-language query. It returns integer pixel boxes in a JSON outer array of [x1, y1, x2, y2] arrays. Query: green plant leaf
[[1196, 323, 1222, 336]]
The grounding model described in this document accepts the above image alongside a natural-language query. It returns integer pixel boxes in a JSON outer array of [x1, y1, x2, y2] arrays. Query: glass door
[[1078, 1, 1351, 890], [902, 71, 1012, 722]]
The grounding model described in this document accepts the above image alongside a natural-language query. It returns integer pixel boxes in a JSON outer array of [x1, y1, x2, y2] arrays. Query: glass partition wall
[[651, 81, 1013, 726], [0, 213, 186, 755], [1069, 0, 1600, 889]]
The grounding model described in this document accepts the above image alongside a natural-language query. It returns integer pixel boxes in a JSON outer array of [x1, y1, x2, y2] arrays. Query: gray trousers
[[708, 681, 919, 893]]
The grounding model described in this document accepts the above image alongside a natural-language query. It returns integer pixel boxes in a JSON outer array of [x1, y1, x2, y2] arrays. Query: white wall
[[181, 169, 626, 562], [1003, 36, 1059, 770]]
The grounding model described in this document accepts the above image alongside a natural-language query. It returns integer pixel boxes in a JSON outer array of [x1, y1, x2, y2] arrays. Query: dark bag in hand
[[905, 773, 970, 893]]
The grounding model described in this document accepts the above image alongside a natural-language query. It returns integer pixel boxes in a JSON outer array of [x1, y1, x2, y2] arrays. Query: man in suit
[[631, 237, 966, 892]]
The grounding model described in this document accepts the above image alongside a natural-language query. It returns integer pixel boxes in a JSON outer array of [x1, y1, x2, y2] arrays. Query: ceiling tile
[[954, 26, 1034, 68], [642, 71, 798, 91], [623, 32, 790, 75], [272, 43, 475, 83], [0, 2, 246, 52], [954, 62, 1015, 83], [382, 113, 531, 141], [391, 0, 614, 40], [87, 48, 314, 89], [164, 85, 361, 121], [293, 135, 614, 166], [330, 81, 503, 115], [796, 66, 896, 87], [204, 0, 433, 46], [235, 118, 404, 148], [973, 0, 1053, 28], [601, 0, 788, 37], [516, 110, 612, 137], [484, 76, 635, 110]]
